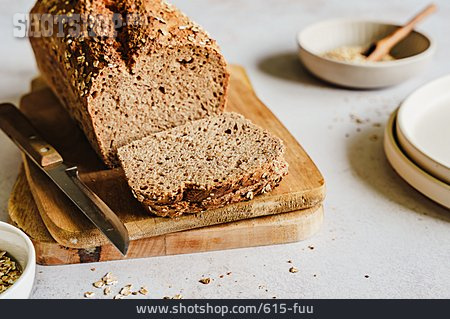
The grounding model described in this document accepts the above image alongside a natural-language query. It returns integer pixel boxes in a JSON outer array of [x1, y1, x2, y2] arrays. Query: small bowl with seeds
[[297, 19, 435, 89], [0, 221, 36, 299]]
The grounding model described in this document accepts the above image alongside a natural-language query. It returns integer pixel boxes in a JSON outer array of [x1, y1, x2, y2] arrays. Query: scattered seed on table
[[199, 277, 211, 285], [84, 291, 95, 298], [289, 267, 299, 273], [120, 284, 133, 296], [104, 287, 111, 295], [139, 286, 149, 295]]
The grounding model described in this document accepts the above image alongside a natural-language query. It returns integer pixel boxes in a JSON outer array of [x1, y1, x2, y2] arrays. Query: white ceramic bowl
[[396, 75, 450, 184], [384, 110, 450, 209], [297, 19, 435, 89], [0, 221, 36, 299]]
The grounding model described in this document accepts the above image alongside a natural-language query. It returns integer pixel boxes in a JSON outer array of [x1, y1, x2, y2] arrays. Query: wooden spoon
[[363, 3, 437, 61]]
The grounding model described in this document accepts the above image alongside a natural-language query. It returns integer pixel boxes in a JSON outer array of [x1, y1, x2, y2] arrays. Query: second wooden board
[[9, 167, 323, 265], [20, 65, 325, 248]]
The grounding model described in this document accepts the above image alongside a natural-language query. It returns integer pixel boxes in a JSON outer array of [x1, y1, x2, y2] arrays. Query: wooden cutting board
[[20, 65, 325, 248], [9, 167, 323, 265]]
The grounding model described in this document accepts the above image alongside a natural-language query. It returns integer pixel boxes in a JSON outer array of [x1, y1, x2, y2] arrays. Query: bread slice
[[30, 0, 229, 167], [118, 112, 289, 217]]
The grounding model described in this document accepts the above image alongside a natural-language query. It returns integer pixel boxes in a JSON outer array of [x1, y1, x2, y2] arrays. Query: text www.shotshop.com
[[136, 303, 314, 316]]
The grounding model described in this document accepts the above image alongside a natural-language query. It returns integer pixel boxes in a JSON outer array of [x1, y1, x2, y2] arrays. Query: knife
[[0, 103, 129, 255]]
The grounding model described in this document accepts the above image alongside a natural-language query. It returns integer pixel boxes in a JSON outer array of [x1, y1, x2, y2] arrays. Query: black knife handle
[[0, 103, 63, 167]]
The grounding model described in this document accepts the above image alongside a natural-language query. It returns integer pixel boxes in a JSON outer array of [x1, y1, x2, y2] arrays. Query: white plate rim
[[397, 74, 450, 172], [384, 109, 450, 209]]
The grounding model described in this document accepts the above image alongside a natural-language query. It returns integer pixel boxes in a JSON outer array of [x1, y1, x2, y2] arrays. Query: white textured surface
[[0, 0, 449, 299]]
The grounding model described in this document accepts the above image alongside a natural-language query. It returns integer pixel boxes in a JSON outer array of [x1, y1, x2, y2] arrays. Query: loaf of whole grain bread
[[30, 0, 229, 167], [118, 112, 289, 217]]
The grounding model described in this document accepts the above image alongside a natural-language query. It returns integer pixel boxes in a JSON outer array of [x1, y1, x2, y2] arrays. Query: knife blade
[[0, 103, 129, 255]]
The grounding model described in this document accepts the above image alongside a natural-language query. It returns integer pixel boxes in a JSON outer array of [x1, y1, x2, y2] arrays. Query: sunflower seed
[[139, 286, 149, 295], [84, 291, 95, 298], [120, 284, 133, 296], [0, 251, 22, 294], [199, 277, 211, 285], [289, 267, 298, 273], [104, 287, 111, 295]]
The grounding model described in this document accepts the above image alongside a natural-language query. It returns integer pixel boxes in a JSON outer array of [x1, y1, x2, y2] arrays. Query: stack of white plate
[[384, 75, 450, 209]]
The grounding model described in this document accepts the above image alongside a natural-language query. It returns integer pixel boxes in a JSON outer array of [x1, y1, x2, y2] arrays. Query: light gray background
[[0, 0, 449, 299]]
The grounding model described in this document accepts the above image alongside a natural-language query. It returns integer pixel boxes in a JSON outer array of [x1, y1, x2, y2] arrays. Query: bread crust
[[146, 160, 288, 218]]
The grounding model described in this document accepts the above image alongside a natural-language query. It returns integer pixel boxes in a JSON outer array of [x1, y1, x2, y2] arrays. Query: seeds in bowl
[[321, 46, 395, 63], [0, 250, 23, 294]]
